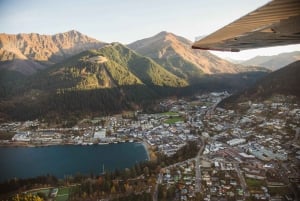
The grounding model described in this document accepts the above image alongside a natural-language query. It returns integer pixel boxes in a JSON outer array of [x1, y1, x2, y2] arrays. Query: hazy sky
[[1, 0, 299, 60]]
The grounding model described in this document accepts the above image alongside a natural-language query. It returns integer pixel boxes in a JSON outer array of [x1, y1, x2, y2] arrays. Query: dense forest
[[0, 71, 267, 123]]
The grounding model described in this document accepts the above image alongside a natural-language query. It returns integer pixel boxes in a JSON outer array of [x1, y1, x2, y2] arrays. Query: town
[[0, 92, 300, 201]]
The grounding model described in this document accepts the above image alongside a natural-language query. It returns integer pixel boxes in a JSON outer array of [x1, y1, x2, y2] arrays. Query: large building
[[94, 129, 106, 139], [227, 138, 246, 146]]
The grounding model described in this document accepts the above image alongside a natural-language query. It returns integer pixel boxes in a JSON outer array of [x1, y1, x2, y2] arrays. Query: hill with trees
[[219, 60, 300, 108]]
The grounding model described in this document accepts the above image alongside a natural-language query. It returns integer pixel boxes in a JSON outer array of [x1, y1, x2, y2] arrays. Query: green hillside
[[96, 43, 188, 87], [33, 43, 187, 93]]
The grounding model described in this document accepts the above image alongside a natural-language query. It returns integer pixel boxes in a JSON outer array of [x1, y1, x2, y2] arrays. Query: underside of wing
[[192, 0, 300, 52]]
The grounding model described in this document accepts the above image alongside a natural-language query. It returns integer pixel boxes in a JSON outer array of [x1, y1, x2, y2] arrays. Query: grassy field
[[245, 178, 266, 188], [161, 111, 179, 116], [24, 186, 72, 201], [26, 188, 50, 199], [164, 116, 184, 124], [55, 187, 70, 201]]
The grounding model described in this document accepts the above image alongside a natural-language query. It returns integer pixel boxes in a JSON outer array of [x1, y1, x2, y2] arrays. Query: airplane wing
[[192, 0, 300, 52]]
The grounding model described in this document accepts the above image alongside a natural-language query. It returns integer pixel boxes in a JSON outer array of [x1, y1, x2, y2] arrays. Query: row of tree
[[0, 175, 58, 195]]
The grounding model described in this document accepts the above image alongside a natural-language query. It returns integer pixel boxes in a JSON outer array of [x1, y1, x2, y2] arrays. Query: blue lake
[[0, 143, 148, 182]]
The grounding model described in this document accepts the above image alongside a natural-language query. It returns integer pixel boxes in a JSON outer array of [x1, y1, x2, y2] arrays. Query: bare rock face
[[0, 30, 105, 74]]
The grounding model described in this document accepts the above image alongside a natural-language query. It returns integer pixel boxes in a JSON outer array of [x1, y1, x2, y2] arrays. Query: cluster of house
[[0, 122, 21, 132], [200, 160, 244, 201], [159, 158, 246, 201], [161, 160, 197, 201], [142, 121, 199, 156], [10, 130, 63, 145]]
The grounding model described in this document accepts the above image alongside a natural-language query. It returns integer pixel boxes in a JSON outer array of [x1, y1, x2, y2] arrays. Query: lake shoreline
[[0, 141, 147, 148], [142, 141, 150, 160]]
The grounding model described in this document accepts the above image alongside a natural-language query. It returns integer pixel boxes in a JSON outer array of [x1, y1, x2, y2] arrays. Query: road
[[195, 136, 205, 193], [280, 163, 299, 201], [152, 137, 205, 201], [195, 153, 201, 193], [293, 128, 300, 142], [234, 163, 248, 198], [153, 172, 162, 201]]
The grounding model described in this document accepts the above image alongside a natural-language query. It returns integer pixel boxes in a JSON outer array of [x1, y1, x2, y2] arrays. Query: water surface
[[0, 143, 148, 182]]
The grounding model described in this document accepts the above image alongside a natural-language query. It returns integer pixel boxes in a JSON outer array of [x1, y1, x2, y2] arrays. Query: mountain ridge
[[0, 30, 105, 75], [241, 51, 300, 71], [0, 30, 269, 77], [128, 31, 246, 78]]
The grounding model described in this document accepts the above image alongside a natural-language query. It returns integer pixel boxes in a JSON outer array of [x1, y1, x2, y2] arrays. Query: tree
[[143, 166, 149, 177], [111, 185, 116, 194], [157, 184, 165, 200], [166, 185, 176, 200], [12, 193, 43, 201], [130, 166, 137, 178], [134, 163, 142, 175], [195, 192, 204, 201]]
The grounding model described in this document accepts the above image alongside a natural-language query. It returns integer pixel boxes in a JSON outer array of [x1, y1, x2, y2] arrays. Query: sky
[[0, 0, 299, 60]]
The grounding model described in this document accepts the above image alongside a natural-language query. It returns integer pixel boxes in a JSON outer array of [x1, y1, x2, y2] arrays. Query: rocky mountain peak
[[0, 30, 105, 74], [128, 31, 241, 75]]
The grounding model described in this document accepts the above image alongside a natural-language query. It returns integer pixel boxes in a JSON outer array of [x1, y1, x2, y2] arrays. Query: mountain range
[[0, 30, 105, 75], [0, 30, 270, 122], [236, 51, 300, 71]]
